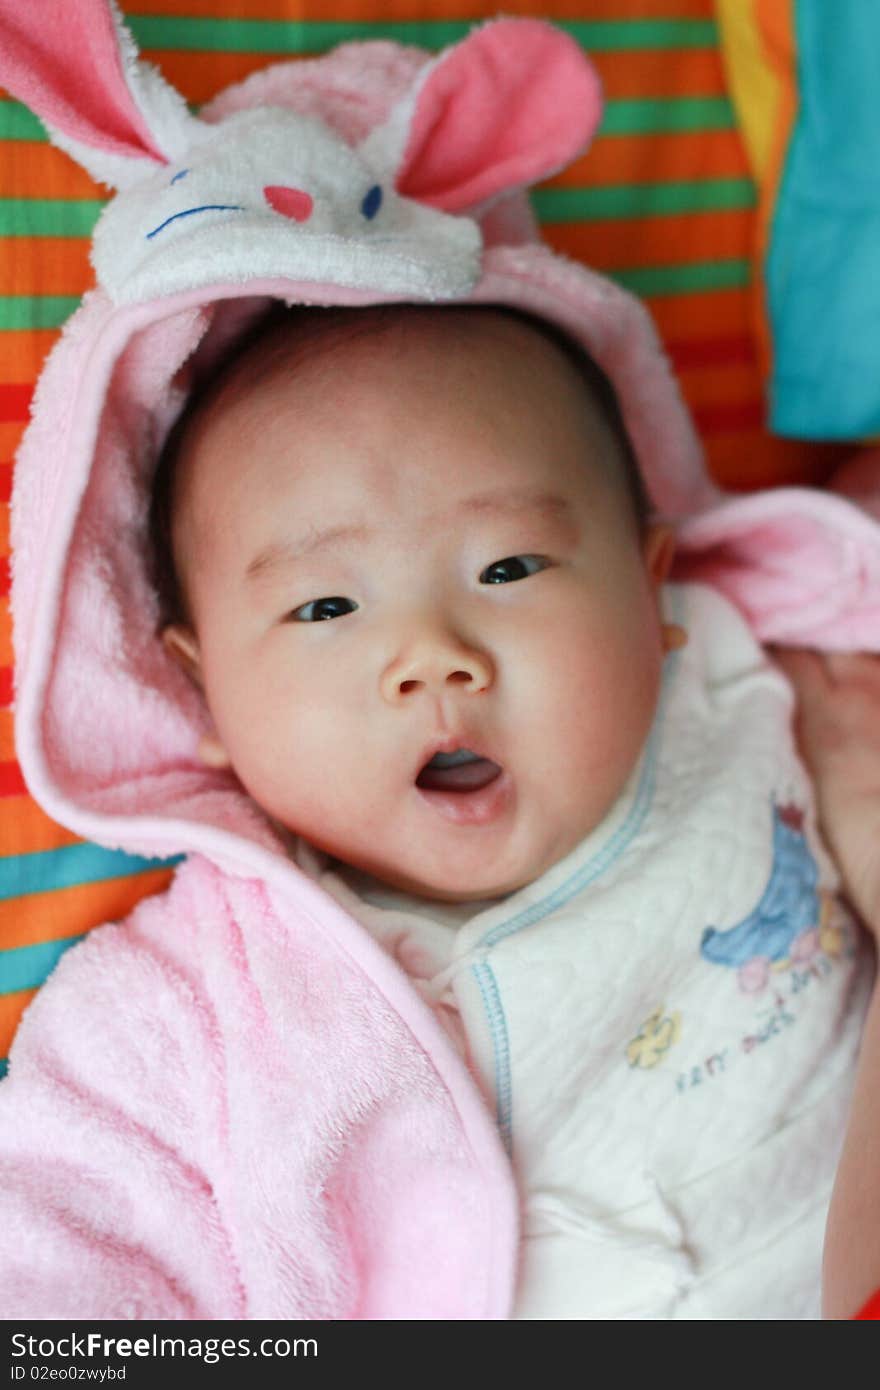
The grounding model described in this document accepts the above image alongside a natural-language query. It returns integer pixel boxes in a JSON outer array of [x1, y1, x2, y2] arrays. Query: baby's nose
[[380, 633, 493, 704], [264, 185, 313, 222]]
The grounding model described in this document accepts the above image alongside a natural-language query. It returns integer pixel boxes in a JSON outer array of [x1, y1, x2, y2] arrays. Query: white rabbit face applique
[[90, 106, 482, 306]]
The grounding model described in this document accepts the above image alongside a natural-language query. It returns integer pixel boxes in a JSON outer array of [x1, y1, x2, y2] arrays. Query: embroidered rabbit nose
[[264, 185, 314, 222]]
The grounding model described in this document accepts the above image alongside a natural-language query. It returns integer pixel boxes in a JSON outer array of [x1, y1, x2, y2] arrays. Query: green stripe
[[0, 1057, 7, 1080], [609, 258, 751, 297], [0, 93, 734, 147], [600, 96, 735, 136], [128, 15, 717, 55], [0, 296, 80, 329], [0, 179, 751, 240], [0, 934, 85, 996], [0, 103, 44, 141], [0, 258, 751, 330], [0, 199, 104, 237], [534, 177, 755, 223]]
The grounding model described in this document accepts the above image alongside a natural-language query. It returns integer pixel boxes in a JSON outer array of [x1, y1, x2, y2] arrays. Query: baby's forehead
[[211, 302, 570, 411], [169, 300, 644, 547]]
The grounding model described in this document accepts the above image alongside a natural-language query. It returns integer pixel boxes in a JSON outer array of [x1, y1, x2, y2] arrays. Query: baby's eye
[[480, 555, 549, 585], [289, 596, 359, 622]]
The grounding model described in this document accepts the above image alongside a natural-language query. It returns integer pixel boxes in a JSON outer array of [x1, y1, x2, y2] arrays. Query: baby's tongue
[[417, 756, 501, 792]]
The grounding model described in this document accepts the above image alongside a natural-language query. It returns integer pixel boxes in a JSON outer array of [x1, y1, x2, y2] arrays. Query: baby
[[2, 7, 879, 1322], [138, 299, 870, 1318]]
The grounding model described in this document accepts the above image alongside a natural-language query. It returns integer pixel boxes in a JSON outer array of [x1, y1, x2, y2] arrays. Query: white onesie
[[296, 582, 872, 1319]]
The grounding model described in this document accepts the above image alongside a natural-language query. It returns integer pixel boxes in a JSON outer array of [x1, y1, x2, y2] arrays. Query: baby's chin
[[329, 849, 549, 905]]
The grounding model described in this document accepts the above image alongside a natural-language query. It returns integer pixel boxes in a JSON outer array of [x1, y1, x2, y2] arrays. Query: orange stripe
[[591, 46, 726, 100], [153, 42, 729, 109], [0, 867, 174, 951], [0, 331, 58, 381], [0, 707, 14, 760], [128, 0, 716, 21], [677, 361, 762, 410], [646, 287, 754, 340], [0, 504, 9, 554], [0, 986, 37, 1058], [556, 129, 749, 190], [0, 599, 11, 667], [0, 425, 26, 459], [143, 50, 300, 104], [545, 209, 752, 274], [0, 797, 82, 857], [0, 239, 93, 298], [0, 143, 104, 200]]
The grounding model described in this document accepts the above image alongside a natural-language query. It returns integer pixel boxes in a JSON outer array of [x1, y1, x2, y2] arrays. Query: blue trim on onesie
[[471, 594, 683, 1150], [471, 960, 515, 1153]]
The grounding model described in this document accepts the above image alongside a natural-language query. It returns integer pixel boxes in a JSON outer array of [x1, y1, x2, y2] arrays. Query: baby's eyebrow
[[246, 523, 371, 583], [460, 488, 573, 521], [245, 488, 574, 583]]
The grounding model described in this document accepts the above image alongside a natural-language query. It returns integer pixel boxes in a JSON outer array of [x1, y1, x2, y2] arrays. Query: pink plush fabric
[[394, 19, 602, 211], [2, 8, 880, 1320], [0, 0, 167, 164]]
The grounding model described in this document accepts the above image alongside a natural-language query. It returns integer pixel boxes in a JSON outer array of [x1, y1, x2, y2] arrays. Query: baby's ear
[[642, 525, 688, 654], [161, 625, 233, 770], [161, 624, 203, 685], [643, 523, 676, 588]]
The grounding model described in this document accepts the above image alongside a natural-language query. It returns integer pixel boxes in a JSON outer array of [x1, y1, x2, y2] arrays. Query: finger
[[771, 648, 830, 701]]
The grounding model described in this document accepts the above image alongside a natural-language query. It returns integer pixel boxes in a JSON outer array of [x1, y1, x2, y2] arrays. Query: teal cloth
[[768, 0, 880, 439]]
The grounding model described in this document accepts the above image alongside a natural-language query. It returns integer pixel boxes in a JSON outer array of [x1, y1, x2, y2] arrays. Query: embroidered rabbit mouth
[[415, 747, 503, 793]]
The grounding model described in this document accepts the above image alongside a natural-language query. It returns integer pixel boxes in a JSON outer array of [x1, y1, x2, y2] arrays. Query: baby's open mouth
[[416, 747, 503, 793]]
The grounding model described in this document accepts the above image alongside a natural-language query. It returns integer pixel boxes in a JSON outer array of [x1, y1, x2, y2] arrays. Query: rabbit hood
[[4, 0, 879, 867]]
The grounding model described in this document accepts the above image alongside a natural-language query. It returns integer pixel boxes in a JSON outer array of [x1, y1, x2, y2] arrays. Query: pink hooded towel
[[0, 0, 879, 1319]]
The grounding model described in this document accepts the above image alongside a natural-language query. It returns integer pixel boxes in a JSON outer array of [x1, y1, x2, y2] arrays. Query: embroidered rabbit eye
[[480, 555, 549, 584], [290, 596, 359, 622], [361, 185, 383, 219]]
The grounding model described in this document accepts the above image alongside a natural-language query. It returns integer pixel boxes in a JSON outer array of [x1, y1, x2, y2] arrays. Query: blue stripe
[[0, 843, 181, 903], [0, 934, 86, 995], [471, 961, 513, 1155]]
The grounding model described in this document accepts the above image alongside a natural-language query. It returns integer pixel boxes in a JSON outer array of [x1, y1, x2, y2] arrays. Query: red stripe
[[0, 667, 12, 707], [0, 556, 9, 598], [666, 334, 756, 371], [0, 386, 33, 424], [0, 760, 26, 797], [0, 462, 12, 503], [854, 1287, 880, 1319], [692, 400, 765, 435]]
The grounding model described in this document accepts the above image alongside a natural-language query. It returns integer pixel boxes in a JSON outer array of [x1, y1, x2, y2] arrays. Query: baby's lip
[[413, 735, 502, 791]]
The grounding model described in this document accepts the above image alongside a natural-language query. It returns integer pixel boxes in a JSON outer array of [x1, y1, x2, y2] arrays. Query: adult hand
[[773, 649, 880, 938]]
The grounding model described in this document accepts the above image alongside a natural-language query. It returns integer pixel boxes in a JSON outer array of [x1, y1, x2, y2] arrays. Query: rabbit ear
[[363, 18, 603, 213], [0, 0, 200, 188]]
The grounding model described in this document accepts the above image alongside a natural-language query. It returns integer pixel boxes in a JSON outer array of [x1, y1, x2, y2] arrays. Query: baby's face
[[166, 309, 673, 901]]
